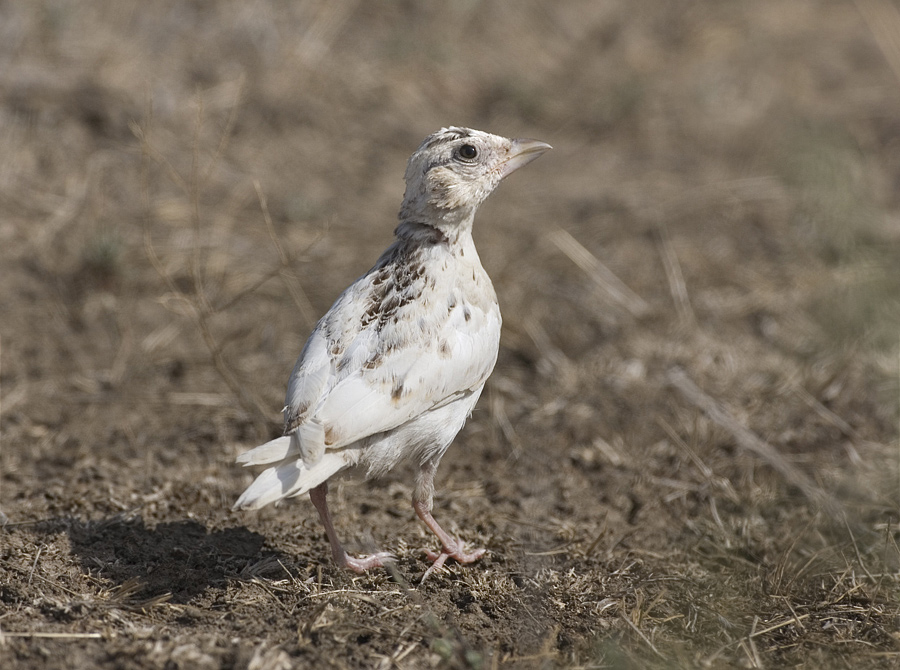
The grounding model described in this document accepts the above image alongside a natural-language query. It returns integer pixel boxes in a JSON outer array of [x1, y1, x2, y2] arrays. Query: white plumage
[[234, 127, 550, 575]]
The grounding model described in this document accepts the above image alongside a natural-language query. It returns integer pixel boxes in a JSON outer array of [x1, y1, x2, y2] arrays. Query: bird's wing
[[281, 267, 500, 462], [314, 297, 500, 450]]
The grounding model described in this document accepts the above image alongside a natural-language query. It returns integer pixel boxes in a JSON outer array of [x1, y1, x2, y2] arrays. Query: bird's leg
[[413, 459, 486, 580], [308, 482, 394, 573]]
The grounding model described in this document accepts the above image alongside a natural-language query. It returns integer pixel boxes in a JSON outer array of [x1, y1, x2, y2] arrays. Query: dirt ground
[[2, 1, 900, 668]]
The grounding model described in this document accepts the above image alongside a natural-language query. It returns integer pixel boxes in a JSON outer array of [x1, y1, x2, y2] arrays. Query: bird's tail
[[232, 436, 353, 511], [236, 435, 298, 466]]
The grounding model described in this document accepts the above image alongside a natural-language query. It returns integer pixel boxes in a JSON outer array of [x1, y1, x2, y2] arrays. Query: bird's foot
[[421, 540, 486, 582], [336, 551, 396, 574]]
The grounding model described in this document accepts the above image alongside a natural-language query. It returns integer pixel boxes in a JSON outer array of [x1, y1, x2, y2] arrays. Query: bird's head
[[398, 127, 551, 236]]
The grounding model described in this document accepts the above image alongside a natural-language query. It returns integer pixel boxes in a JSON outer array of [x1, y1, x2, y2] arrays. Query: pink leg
[[309, 483, 394, 573], [413, 460, 486, 581]]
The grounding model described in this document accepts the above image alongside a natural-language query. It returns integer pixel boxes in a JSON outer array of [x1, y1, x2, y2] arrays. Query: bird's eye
[[457, 144, 478, 161]]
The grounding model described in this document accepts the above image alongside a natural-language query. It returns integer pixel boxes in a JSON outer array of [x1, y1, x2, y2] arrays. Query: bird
[[233, 127, 551, 575]]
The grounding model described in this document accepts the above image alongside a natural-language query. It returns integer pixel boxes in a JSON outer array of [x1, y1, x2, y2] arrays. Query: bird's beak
[[499, 138, 552, 179]]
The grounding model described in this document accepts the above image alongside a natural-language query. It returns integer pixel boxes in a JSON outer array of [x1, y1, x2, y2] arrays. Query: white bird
[[234, 127, 550, 575]]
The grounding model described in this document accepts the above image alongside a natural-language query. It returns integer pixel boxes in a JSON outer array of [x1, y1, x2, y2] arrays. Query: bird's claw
[[420, 539, 486, 583], [338, 551, 396, 574]]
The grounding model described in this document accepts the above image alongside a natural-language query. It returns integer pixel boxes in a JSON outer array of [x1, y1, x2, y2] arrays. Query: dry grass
[[1, 1, 900, 668]]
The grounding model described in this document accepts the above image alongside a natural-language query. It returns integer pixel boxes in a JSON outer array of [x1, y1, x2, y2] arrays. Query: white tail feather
[[232, 451, 352, 511], [235, 435, 296, 466], [296, 421, 326, 464], [236, 421, 327, 469]]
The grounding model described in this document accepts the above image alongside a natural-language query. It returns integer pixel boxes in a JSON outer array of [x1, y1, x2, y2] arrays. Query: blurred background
[[1, 1, 899, 668]]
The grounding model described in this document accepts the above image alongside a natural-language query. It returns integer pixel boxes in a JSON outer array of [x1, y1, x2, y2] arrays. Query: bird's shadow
[[31, 515, 285, 604]]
